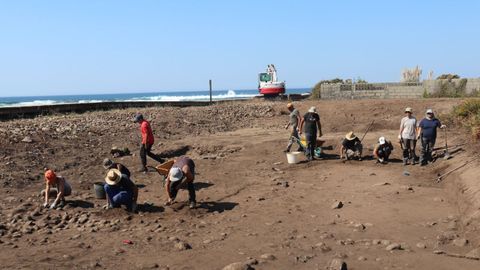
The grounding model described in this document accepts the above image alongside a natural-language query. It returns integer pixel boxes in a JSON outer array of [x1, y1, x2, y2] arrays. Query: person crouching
[[104, 169, 138, 212], [42, 169, 72, 209], [165, 156, 196, 209], [340, 131, 363, 161], [373, 137, 394, 164]]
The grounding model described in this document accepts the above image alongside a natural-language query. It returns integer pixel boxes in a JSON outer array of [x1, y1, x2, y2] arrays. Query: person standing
[[417, 109, 446, 166], [165, 156, 197, 209], [42, 169, 72, 209], [299, 106, 322, 161], [399, 107, 418, 165], [284, 103, 303, 152], [133, 113, 164, 173]]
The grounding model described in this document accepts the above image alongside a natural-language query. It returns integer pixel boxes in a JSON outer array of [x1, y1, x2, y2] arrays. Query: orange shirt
[[140, 120, 154, 145]]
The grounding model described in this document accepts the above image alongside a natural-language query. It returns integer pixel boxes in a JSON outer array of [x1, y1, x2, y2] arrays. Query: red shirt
[[140, 120, 154, 145]]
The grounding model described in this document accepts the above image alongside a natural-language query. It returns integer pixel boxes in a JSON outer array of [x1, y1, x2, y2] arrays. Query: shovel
[[443, 128, 451, 160]]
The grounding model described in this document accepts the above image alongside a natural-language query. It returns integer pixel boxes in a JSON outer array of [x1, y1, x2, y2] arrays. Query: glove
[[43, 202, 49, 208], [441, 125, 447, 129], [49, 202, 57, 209]]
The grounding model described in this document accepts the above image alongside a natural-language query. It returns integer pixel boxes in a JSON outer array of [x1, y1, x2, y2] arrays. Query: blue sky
[[0, 0, 479, 96]]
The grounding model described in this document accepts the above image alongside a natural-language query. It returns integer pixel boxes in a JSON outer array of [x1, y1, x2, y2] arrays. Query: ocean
[[0, 88, 310, 107]]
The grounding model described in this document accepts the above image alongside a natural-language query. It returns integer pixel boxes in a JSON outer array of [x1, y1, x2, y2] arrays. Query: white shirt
[[400, 116, 417, 140]]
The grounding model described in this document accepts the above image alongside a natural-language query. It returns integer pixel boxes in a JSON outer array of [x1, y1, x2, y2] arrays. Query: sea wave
[[0, 90, 257, 108], [129, 90, 256, 102]]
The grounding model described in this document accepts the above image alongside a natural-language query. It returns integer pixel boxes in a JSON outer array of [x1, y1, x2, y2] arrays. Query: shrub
[[453, 99, 480, 140]]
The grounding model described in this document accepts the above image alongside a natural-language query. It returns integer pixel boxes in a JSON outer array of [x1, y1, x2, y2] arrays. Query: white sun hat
[[379, 137, 386, 145], [168, 167, 184, 182]]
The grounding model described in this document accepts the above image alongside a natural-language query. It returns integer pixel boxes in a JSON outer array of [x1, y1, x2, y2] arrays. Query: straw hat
[[405, 107, 412, 113], [308, 106, 317, 113], [345, 131, 357, 141], [105, 169, 122, 185], [168, 167, 184, 182], [379, 136, 386, 145], [44, 170, 57, 184]]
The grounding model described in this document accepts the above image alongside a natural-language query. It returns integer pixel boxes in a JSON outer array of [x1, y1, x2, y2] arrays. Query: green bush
[[452, 99, 480, 140]]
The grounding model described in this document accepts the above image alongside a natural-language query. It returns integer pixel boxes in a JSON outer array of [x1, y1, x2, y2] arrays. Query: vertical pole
[[209, 79, 212, 104]]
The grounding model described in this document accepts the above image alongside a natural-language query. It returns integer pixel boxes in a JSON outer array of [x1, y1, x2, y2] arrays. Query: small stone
[[260, 253, 276, 260], [174, 241, 191, 251], [22, 136, 33, 143], [222, 262, 254, 270], [386, 243, 401, 251], [331, 201, 343, 209], [433, 250, 445, 255], [465, 248, 480, 260], [327, 258, 348, 270], [137, 262, 160, 269], [416, 242, 427, 249], [453, 238, 468, 247], [380, 240, 391, 246], [314, 242, 332, 253], [357, 256, 367, 261]]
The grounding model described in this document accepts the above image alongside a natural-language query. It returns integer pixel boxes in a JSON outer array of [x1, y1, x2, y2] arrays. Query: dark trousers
[[420, 137, 436, 164], [305, 131, 317, 160], [402, 139, 417, 161], [377, 148, 391, 161], [104, 184, 133, 209], [140, 143, 163, 168], [170, 180, 196, 202]]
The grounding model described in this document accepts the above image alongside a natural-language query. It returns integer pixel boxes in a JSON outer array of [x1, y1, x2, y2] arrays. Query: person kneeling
[[165, 156, 196, 209], [104, 169, 138, 212], [373, 137, 394, 164], [43, 169, 72, 209], [340, 131, 363, 161]]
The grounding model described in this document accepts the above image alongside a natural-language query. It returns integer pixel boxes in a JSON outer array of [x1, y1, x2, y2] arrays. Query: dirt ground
[[1, 98, 479, 270]]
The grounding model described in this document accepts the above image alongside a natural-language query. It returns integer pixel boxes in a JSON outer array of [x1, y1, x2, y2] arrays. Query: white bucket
[[286, 151, 302, 164]]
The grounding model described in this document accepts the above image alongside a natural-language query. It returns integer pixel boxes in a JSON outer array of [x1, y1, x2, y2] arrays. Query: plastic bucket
[[286, 151, 302, 164], [93, 182, 106, 199]]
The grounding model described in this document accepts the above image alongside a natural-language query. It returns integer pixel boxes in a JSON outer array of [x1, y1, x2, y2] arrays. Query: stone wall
[[320, 78, 480, 99], [320, 82, 424, 100], [424, 78, 480, 95]]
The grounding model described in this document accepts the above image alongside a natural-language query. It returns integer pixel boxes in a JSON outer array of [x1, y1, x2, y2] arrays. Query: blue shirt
[[419, 118, 441, 138]]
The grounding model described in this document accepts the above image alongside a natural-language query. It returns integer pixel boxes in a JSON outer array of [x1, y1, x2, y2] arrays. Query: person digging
[[373, 136, 394, 164], [42, 169, 72, 209], [103, 169, 138, 212], [164, 156, 196, 209], [102, 158, 131, 178], [340, 131, 363, 161], [133, 113, 164, 173]]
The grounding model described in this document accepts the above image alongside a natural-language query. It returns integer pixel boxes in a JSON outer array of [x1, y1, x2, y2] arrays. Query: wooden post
[[209, 79, 213, 104]]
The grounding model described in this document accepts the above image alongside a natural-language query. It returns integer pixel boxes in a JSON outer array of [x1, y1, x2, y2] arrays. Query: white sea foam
[[0, 90, 258, 108], [129, 90, 256, 102]]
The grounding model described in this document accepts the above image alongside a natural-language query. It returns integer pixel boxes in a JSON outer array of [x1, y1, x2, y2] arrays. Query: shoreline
[[0, 93, 310, 120]]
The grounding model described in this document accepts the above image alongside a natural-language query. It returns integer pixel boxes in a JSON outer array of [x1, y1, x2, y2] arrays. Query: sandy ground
[[0, 99, 479, 270]]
